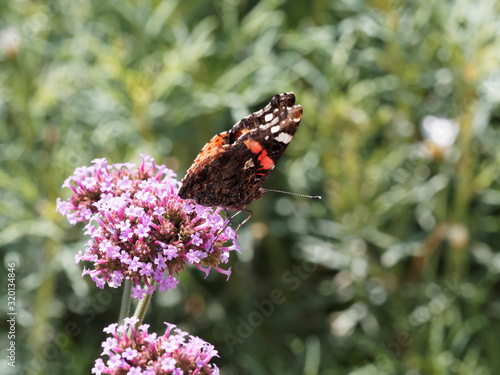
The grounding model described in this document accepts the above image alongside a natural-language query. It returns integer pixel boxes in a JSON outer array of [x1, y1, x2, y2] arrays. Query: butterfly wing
[[178, 92, 302, 211], [178, 133, 260, 210], [235, 93, 302, 186]]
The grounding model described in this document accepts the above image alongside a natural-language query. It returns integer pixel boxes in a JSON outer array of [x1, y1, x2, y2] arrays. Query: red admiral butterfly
[[179, 92, 317, 229]]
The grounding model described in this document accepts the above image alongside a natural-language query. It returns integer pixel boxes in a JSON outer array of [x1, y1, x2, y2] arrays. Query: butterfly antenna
[[263, 189, 322, 200]]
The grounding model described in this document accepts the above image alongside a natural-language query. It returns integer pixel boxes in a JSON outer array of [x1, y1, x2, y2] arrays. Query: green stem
[[445, 94, 475, 278], [118, 280, 132, 324], [132, 283, 155, 328]]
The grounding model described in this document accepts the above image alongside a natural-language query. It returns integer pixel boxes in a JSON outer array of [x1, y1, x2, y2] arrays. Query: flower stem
[[132, 283, 155, 328], [445, 94, 475, 278], [118, 279, 132, 324]]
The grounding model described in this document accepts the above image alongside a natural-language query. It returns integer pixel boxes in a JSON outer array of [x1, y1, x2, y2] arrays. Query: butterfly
[[179, 92, 318, 233]]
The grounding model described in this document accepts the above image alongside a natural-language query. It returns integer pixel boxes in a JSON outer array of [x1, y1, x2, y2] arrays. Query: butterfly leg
[[211, 209, 253, 248], [232, 209, 253, 236]]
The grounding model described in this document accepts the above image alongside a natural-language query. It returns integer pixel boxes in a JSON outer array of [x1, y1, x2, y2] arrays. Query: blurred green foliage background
[[1, 0, 500, 374]]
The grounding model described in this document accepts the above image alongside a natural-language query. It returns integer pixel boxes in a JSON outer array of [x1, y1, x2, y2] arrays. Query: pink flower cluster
[[56, 155, 239, 299], [92, 317, 219, 375]]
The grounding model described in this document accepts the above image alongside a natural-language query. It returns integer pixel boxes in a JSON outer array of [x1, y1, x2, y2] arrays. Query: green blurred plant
[[1, 0, 500, 374]]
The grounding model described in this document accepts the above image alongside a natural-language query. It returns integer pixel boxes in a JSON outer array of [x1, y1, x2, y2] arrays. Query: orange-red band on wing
[[244, 140, 274, 170], [244, 140, 262, 154], [257, 150, 274, 170]]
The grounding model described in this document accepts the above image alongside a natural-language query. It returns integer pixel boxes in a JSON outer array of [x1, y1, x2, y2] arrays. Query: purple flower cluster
[[92, 317, 219, 375], [56, 155, 239, 299]]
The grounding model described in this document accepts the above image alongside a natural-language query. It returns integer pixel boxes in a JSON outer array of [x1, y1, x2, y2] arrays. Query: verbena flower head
[[92, 317, 219, 375], [57, 155, 239, 299]]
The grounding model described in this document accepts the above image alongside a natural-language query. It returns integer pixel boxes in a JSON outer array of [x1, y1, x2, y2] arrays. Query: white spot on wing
[[264, 113, 273, 122], [269, 117, 279, 126], [271, 125, 280, 133], [243, 159, 255, 169], [276, 132, 293, 144]]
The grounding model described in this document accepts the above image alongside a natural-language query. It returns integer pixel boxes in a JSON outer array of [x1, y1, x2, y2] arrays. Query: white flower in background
[[0, 26, 21, 59], [421, 116, 460, 148], [481, 74, 500, 102]]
